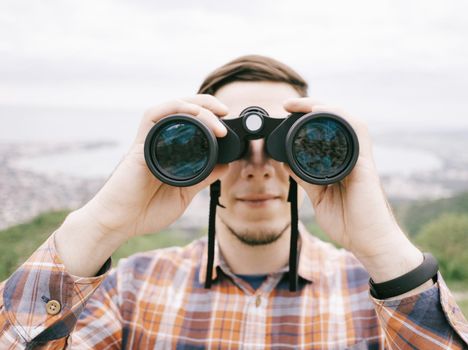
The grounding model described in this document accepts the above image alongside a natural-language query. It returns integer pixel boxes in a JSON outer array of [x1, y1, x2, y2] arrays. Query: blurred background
[[0, 0, 467, 313]]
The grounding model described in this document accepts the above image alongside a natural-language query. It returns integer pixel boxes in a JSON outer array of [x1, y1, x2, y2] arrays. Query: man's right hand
[[55, 95, 229, 277]]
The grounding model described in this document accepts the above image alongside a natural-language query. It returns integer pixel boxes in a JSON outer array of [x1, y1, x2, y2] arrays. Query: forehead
[[214, 81, 300, 118]]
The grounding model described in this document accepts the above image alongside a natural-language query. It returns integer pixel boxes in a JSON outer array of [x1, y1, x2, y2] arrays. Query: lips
[[237, 194, 279, 201], [236, 194, 281, 207]]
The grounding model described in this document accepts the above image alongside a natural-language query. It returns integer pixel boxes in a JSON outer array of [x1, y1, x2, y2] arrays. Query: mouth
[[236, 194, 281, 208]]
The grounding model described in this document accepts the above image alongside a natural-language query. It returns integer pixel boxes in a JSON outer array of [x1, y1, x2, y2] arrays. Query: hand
[[85, 95, 229, 241], [55, 95, 229, 277], [284, 98, 423, 282]]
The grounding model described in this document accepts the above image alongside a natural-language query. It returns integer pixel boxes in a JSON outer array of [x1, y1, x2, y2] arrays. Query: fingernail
[[220, 103, 229, 113], [218, 122, 227, 135]]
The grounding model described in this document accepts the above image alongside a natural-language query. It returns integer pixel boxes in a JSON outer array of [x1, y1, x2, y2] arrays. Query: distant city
[[377, 129, 468, 200], [1, 127, 467, 231]]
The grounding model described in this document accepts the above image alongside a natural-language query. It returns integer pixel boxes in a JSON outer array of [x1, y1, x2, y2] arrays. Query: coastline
[[1, 130, 467, 231]]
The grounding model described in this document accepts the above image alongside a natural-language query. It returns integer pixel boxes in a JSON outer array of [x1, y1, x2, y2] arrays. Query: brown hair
[[197, 55, 308, 97]]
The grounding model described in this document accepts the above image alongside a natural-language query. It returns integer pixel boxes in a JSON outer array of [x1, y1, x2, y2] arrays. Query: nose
[[240, 139, 275, 180]]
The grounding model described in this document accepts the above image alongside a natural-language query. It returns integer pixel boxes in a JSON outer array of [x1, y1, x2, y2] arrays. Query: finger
[[192, 106, 228, 138], [182, 94, 229, 117], [145, 99, 227, 136], [283, 97, 323, 113], [285, 99, 367, 137], [144, 100, 202, 122], [284, 99, 352, 124], [134, 100, 200, 144], [134, 100, 227, 144], [285, 99, 374, 160]]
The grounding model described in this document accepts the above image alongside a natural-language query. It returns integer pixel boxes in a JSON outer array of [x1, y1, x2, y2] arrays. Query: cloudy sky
[[1, 0, 468, 131]]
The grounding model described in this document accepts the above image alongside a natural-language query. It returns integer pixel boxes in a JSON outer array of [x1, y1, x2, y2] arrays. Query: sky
[[1, 0, 468, 131]]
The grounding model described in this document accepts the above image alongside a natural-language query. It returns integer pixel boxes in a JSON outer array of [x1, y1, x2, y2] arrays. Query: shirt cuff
[[371, 272, 468, 346], [2, 231, 112, 343]]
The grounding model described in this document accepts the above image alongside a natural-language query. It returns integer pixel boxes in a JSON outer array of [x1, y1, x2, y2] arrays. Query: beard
[[219, 218, 291, 246]]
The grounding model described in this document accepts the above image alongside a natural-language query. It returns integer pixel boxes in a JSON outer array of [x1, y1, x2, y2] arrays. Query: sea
[[0, 105, 446, 179]]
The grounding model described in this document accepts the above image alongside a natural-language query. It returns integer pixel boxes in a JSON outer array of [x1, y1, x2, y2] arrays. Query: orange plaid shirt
[[1, 230, 467, 349]]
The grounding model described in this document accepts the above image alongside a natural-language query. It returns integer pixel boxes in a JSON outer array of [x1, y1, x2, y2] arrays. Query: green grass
[[112, 228, 205, 266], [0, 210, 70, 280], [446, 280, 468, 292], [446, 280, 468, 318], [457, 300, 468, 319], [393, 192, 468, 237], [0, 210, 204, 280]]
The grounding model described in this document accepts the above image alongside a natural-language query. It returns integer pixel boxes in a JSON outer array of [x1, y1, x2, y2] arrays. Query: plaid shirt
[[1, 230, 467, 349]]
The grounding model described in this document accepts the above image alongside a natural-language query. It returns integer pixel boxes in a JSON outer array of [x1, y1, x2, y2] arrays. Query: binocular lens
[[153, 121, 210, 180], [292, 118, 350, 178]]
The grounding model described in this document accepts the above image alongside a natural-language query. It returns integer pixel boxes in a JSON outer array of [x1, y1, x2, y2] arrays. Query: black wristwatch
[[369, 252, 439, 299]]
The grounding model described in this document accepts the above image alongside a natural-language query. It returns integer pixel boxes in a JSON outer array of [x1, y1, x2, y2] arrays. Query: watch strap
[[369, 252, 438, 299]]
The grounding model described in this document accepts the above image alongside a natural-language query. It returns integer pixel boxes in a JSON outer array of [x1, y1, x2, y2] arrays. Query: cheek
[[275, 162, 290, 181], [221, 161, 242, 181], [219, 163, 242, 199]]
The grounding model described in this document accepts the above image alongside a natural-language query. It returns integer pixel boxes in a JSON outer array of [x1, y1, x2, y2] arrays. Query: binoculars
[[144, 106, 359, 187]]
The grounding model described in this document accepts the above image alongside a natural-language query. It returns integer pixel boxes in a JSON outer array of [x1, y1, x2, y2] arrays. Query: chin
[[226, 218, 290, 246], [225, 214, 288, 233], [236, 208, 284, 223]]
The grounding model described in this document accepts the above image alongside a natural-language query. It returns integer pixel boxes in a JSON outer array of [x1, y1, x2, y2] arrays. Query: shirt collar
[[198, 224, 327, 286]]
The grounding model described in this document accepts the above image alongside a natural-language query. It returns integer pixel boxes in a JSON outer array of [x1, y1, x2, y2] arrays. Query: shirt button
[[255, 295, 262, 307], [46, 300, 61, 315]]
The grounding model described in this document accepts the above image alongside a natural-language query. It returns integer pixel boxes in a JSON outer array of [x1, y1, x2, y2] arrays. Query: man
[[0, 55, 467, 349]]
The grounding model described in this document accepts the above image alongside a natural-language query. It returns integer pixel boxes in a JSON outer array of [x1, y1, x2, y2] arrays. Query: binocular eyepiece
[[144, 106, 359, 186]]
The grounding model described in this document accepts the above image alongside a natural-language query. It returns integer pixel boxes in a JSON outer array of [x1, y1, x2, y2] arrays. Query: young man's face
[[214, 81, 301, 245]]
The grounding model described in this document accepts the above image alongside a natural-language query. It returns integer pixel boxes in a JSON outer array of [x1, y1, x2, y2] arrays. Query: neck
[[215, 216, 294, 275]]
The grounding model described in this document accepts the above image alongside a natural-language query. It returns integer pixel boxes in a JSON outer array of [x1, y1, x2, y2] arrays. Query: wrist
[[79, 199, 129, 243], [369, 253, 438, 299], [55, 207, 127, 277], [355, 235, 424, 283]]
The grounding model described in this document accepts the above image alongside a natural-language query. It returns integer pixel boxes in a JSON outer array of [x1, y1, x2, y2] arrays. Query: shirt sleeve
[[371, 272, 468, 349], [0, 231, 112, 349]]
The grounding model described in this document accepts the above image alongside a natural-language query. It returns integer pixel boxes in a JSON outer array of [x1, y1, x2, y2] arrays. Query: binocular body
[[144, 106, 359, 187]]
